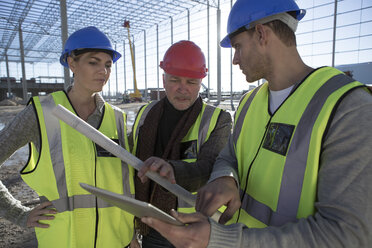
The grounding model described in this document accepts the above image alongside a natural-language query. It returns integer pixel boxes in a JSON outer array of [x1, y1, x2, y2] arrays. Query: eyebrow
[[90, 56, 112, 64]]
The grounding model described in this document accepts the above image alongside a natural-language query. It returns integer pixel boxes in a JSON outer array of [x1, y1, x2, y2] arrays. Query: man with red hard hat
[[129, 40, 232, 247], [140, 0, 372, 247]]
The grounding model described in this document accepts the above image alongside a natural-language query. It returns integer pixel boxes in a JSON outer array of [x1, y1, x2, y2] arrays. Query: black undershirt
[[154, 98, 187, 157]]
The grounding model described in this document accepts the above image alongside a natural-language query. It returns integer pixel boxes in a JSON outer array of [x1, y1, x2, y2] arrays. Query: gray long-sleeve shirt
[[0, 93, 106, 227], [207, 88, 372, 247]]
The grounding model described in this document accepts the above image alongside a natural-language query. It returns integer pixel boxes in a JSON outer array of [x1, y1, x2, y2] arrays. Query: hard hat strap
[[246, 12, 299, 33]]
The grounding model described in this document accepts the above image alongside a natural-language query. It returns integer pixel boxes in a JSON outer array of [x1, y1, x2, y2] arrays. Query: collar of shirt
[[66, 85, 106, 127], [94, 93, 105, 114]]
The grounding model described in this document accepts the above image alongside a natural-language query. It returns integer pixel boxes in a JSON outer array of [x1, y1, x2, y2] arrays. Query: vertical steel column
[[123, 40, 127, 94], [230, 0, 234, 110], [156, 24, 160, 100], [59, 0, 70, 89], [115, 44, 118, 98], [5, 54, 11, 98], [170, 16, 173, 45], [187, 9, 190, 40], [144, 30, 148, 101], [19, 26, 28, 102], [132, 36, 136, 95], [108, 78, 111, 99], [216, 1, 221, 105], [332, 0, 338, 67], [207, 1, 210, 102]]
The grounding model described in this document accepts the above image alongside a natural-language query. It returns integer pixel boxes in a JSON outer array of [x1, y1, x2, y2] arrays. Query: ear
[[67, 57, 76, 73], [162, 74, 166, 88], [254, 24, 268, 46]]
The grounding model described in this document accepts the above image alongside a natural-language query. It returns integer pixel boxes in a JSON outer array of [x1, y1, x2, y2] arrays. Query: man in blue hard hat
[[139, 0, 372, 247]]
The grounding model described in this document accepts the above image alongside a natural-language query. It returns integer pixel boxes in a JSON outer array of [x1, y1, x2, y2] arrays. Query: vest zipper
[[237, 115, 273, 222], [93, 142, 99, 248]]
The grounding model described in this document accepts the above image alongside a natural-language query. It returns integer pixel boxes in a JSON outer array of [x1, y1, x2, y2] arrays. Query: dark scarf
[[135, 96, 203, 235]]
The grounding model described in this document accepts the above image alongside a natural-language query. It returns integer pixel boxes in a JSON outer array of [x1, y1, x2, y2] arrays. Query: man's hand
[[196, 176, 241, 224], [138, 156, 176, 184], [129, 238, 141, 248], [142, 210, 210, 248], [26, 201, 57, 228]]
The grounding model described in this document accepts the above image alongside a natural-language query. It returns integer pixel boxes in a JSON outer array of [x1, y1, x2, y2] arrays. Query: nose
[[99, 65, 108, 75], [177, 79, 188, 93], [232, 50, 239, 65]]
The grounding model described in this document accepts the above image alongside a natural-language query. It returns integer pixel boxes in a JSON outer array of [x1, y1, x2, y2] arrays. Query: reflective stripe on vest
[[113, 106, 134, 198], [233, 70, 361, 227], [198, 104, 217, 150]]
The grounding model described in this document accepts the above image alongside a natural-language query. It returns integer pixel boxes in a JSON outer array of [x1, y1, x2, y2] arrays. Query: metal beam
[[123, 40, 127, 93], [144, 30, 147, 100], [207, 0, 210, 101], [5, 53, 12, 98], [19, 26, 28, 102], [332, 0, 338, 67], [60, 0, 70, 89], [156, 24, 159, 100], [187, 9, 190, 40], [216, 0, 221, 105]]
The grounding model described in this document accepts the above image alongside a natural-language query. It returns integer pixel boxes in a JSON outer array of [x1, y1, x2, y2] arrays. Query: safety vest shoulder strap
[[132, 101, 158, 152], [110, 103, 130, 151], [233, 84, 264, 146], [197, 103, 222, 150]]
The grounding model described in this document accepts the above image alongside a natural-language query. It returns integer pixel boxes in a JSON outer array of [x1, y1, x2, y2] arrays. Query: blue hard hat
[[60, 26, 121, 67], [220, 0, 306, 47]]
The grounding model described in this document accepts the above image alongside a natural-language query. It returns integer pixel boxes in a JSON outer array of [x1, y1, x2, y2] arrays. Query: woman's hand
[[26, 201, 57, 228]]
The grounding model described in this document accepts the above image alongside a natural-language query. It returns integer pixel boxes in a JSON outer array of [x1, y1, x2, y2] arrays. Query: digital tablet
[[80, 183, 183, 226]]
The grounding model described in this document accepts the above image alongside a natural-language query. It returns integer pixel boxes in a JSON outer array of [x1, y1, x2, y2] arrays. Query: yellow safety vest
[[132, 101, 222, 213], [21, 91, 135, 248], [232, 67, 366, 228]]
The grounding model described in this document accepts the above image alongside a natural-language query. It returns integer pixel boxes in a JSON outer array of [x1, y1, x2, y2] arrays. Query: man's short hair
[[246, 11, 297, 47]]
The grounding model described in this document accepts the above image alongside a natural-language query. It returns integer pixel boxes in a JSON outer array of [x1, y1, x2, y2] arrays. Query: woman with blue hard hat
[[138, 0, 372, 247], [0, 26, 135, 247]]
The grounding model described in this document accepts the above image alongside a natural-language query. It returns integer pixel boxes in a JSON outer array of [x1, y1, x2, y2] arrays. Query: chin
[[245, 76, 258, 83], [174, 103, 190, 111], [175, 106, 188, 111]]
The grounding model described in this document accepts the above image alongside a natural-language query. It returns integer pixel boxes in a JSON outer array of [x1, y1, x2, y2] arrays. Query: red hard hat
[[160, 40, 208, 79]]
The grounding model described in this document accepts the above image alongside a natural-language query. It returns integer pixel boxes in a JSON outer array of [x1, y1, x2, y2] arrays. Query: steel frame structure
[[0, 0, 219, 64]]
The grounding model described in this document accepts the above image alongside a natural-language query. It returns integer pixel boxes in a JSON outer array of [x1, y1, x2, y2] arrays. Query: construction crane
[[123, 20, 142, 102]]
